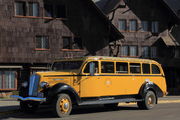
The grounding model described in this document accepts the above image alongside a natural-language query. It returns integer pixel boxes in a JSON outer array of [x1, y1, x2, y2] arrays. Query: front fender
[[139, 82, 164, 98], [46, 83, 80, 104]]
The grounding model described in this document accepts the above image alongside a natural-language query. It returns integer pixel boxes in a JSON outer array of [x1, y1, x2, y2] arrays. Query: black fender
[[46, 83, 81, 105], [139, 82, 164, 100]]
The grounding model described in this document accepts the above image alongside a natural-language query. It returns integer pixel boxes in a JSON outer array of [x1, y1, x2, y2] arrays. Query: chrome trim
[[11, 95, 46, 102]]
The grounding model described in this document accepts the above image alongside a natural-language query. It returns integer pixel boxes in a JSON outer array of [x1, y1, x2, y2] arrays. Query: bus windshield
[[52, 61, 83, 71]]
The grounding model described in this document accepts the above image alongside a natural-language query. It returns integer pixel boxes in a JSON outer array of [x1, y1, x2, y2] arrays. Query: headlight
[[40, 82, 49, 88]]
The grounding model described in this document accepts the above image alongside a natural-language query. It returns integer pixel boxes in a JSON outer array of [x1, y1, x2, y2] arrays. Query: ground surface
[[0, 103, 180, 120]]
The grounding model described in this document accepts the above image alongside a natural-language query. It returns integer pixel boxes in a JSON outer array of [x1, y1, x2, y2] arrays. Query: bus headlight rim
[[40, 82, 49, 88]]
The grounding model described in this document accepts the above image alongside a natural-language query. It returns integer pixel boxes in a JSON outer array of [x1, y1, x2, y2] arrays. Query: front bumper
[[11, 95, 46, 102]]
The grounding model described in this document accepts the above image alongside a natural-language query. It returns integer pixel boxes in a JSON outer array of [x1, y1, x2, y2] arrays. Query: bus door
[[80, 61, 102, 97]]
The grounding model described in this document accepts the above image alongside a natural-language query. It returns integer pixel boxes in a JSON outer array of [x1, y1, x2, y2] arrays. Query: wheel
[[20, 101, 39, 113], [104, 103, 118, 109], [137, 91, 157, 110], [53, 93, 72, 118]]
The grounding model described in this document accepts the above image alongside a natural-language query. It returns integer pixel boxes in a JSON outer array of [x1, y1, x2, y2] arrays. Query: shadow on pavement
[[0, 105, 139, 119]]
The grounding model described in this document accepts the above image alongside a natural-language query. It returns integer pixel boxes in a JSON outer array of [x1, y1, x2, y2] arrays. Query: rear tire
[[53, 93, 72, 118], [137, 91, 157, 110]]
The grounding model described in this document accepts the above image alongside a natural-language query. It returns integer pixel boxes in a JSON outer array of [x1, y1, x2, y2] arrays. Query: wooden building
[[93, 0, 180, 94], [0, 0, 123, 94], [1, 0, 180, 95]]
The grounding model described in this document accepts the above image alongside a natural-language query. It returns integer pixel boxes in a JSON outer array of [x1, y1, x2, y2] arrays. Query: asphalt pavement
[[1, 102, 180, 120], [0, 96, 180, 115]]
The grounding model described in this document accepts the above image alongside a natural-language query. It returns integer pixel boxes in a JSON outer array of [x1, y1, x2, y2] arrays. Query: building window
[[120, 46, 128, 56], [129, 46, 138, 57], [141, 21, 148, 32], [63, 37, 72, 49], [29, 2, 39, 17], [151, 47, 157, 58], [129, 20, 137, 31], [44, 4, 66, 18], [151, 21, 159, 33], [63, 37, 83, 50], [36, 36, 49, 50], [15, 1, 26, 16], [0, 71, 17, 90], [142, 46, 149, 58], [118, 19, 127, 31]]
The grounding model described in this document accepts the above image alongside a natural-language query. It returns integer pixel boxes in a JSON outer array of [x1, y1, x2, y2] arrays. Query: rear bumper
[[10, 95, 46, 102]]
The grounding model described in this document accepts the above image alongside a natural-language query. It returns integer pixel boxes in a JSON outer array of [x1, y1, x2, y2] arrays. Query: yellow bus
[[12, 56, 167, 118]]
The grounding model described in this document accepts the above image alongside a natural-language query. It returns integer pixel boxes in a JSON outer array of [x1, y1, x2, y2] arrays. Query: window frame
[[151, 64, 161, 75], [130, 63, 141, 74], [14, 1, 26, 16], [142, 63, 151, 74], [62, 36, 84, 51], [129, 19, 138, 32], [141, 21, 149, 32], [118, 19, 127, 32], [120, 46, 129, 57], [100, 61, 115, 74], [115, 62, 129, 74], [35, 36, 50, 50], [0, 70, 17, 91], [82, 61, 99, 74], [28, 2, 40, 17], [142, 46, 150, 58], [129, 46, 138, 57], [151, 21, 159, 33]]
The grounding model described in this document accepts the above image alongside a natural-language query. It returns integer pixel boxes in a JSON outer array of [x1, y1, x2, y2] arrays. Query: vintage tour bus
[[12, 56, 167, 117]]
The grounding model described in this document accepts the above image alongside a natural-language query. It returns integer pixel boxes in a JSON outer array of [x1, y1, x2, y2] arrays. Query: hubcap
[[148, 95, 155, 107], [59, 98, 70, 113]]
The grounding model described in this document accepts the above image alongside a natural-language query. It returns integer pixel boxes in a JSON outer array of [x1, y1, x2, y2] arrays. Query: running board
[[79, 98, 142, 106]]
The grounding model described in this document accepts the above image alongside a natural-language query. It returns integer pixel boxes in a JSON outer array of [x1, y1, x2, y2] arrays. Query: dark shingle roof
[[86, 0, 124, 40]]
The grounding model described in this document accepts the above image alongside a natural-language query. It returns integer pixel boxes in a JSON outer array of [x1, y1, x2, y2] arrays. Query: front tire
[[53, 93, 72, 118], [137, 91, 157, 110]]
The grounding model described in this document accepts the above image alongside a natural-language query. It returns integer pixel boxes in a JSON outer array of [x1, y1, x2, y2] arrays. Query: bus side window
[[116, 62, 128, 73], [130, 63, 141, 74], [152, 64, 161, 74], [142, 64, 150, 74], [84, 61, 99, 73], [101, 62, 114, 73]]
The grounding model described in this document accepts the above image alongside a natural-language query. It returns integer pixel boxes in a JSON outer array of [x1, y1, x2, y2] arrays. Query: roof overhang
[[86, 0, 124, 40], [0, 66, 23, 69], [92, 0, 124, 15], [159, 35, 180, 46]]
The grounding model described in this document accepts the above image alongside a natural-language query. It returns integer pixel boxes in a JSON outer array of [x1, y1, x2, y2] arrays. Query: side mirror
[[89, 62, 95, 76]]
